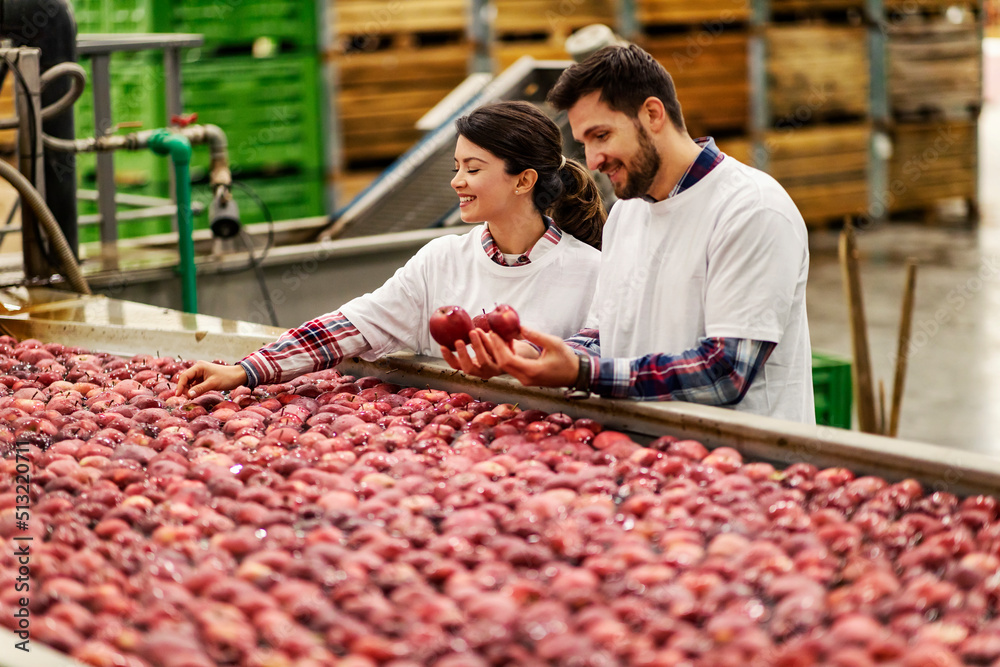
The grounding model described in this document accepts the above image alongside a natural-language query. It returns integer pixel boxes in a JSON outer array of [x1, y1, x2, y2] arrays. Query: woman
[[177, 100, 605, 398]]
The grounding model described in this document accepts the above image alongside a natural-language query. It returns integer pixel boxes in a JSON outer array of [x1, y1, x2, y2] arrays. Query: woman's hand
[[442, 327, 580, 388], [175, 361, 248, 398]]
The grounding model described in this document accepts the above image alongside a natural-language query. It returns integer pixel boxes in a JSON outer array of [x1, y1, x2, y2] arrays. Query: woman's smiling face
[[451, 135, 520, 224]]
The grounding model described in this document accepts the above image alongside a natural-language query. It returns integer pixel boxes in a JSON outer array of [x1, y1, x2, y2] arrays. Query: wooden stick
[[889, 260, 918, 438], [878, 379, 887, 436], [839, 223, 879, 433]]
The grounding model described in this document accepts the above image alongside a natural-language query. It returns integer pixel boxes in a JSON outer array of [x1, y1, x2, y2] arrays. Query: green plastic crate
[[74, 0, 315, 48], [173, 0, 317, 48], [812, 351, 853, 429], [181, 53, 324, 175], [72, 0, 171, 34], [191, 170, 325, 228], [72, 0, 106, 34], [107, 0, 172, 33]]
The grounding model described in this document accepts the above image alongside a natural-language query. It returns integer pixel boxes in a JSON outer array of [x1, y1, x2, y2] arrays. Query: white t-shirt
[[340, 225, 601, 359], [592, 157, 815, 423]]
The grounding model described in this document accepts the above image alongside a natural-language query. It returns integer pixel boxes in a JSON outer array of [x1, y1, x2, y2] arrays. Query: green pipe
[[148, 130, 197, 314]]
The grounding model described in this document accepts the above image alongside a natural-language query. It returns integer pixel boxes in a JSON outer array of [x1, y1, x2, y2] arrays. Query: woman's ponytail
[[546, 159, 606, 250]]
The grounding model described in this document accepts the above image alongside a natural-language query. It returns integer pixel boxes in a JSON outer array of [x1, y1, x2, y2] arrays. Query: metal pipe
[[43, 123, 232, 189], [0, 159, 91, 295], [38, 61, 86, 120], [147, 129, 197, 314], [177, 123, 232, 189], [0, 61, 87, 129]]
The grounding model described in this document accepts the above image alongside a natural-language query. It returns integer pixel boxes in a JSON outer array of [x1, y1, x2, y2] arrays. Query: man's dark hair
[[547, 44, 686, 133]]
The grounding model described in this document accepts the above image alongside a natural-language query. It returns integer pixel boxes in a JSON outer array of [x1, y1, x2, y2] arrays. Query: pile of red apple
[[2, 334, 1000, 666]]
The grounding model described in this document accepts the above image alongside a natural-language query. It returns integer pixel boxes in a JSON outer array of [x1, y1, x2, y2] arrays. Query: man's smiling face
[[567, 91, 661, 200]]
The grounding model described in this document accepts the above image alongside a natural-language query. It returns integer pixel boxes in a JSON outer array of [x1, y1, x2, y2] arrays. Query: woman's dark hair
[[547, 44, 686, 133], [455, 100, 605, 249]]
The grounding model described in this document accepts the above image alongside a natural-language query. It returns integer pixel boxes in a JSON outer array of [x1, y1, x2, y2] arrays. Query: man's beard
[[613, 122, 661, 200]]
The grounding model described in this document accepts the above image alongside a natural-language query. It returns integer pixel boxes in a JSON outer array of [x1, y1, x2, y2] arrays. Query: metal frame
[[867, 0, 890, 226], [75, 33, 204, 268], [749, 0, 771, 172]]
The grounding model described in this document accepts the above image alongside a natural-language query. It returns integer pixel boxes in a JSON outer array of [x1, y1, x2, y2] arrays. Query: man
[[445, 44, 814, 423]]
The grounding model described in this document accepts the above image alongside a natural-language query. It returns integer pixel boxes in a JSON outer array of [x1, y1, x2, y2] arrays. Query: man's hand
[[175, 361, 248, 398], [487, 327, 580, 388], [442, 331, 544, 379], [441, 329, 505, 379]]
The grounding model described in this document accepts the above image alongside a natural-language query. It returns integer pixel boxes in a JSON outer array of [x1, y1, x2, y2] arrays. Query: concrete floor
[[806, 100, 1000, 455]]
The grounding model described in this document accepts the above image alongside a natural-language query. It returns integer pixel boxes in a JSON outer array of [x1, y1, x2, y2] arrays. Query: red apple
[[486, 304, 521, 342], [429, 306, 474, 350], [471, 310, 491, 334]]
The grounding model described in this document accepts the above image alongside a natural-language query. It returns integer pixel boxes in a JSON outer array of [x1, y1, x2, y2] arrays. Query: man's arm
[[483, 329, 773, 406], [587, 337, 775, 402], [565, 328, 601, 356]]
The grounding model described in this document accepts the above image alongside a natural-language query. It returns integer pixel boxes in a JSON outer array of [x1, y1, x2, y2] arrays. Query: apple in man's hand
[[472, 310, 491, 333], [486, 304, 521, 342]]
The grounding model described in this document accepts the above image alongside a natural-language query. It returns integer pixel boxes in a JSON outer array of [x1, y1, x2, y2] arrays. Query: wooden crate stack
[[634, 0, 751, 141], [640, 31, 750, 139], [493, 0, 616, 71], [885, 0, 981, 218], [331, 0, 472, 198], [762, 1, 872, 225], [770, 0, 866, 18], [764, 124, 871, 223], [766, 24, 869, 123], [636, 0, 750, 25]]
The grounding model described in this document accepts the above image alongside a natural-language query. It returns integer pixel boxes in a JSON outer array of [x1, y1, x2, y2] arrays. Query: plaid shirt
[[668, 137, 725, 198], [568, 138, 775, 403], [240, 219, 563, 387]]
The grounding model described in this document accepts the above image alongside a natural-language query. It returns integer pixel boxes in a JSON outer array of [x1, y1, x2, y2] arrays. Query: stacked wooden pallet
[[636, 0, 750, 25], [888, 12, 981, 121], [333, 0, 467, 49], [335, 43, 471, 166], [770, 0, 864, 19], [493, 0, 615, 71], [635, 0, 751, 140], [331, 0, 471, 170], [888, 13, 981, 119], [766, 24, 869, 124], [886, 0, 971, 10], [641, 32, 749, 138], [764, 124, 871, 223], [888, 120, 977, 215], [884, 2, 982, 220], [771, 0, 862, 9]]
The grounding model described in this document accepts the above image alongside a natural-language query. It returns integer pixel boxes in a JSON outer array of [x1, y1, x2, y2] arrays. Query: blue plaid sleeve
[[566, 328, 601, 356], [588, 337, 775, 402]]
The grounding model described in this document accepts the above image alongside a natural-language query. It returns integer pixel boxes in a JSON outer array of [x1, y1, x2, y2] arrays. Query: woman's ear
[[517, 168, 538, 193]]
